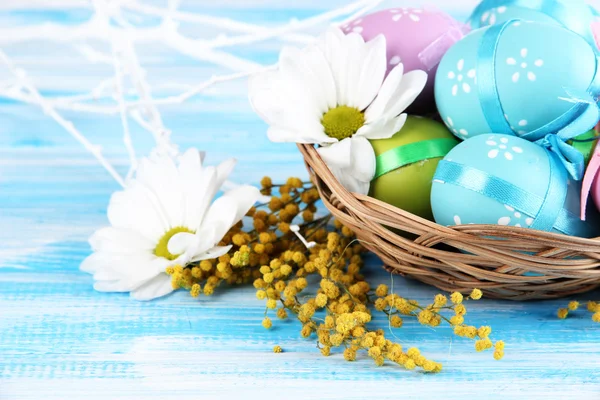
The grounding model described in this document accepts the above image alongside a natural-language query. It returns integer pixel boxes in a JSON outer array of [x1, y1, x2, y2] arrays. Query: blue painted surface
[[1, 2, 599, 399]]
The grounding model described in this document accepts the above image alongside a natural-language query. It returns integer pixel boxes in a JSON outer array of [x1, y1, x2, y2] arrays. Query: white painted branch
[[0, 49, 126, 188], [121, 0, 313, 44], [201, 0, 385, 49], [111, 43, 138, 181], [336, 0, 387, 26]]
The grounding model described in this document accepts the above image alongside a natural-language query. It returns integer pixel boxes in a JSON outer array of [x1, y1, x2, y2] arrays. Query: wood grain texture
[[1, 2, 600, 399]]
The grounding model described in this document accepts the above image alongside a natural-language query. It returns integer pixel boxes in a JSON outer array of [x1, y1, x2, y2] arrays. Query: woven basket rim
[[298, 143, 600, 300]]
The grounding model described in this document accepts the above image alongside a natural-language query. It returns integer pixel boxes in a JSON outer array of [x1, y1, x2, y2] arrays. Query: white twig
[[126, 65, 277, 108], [121, 0, 313, 44], [204, 0, 386, 48], [0, 0, 386, 188], [111, 43, 138, 180], [0, 49, 126, 187], [336, 0, 387, 26], [0, 67, 270, 114], [93, 0, 138, 179], [290, 225, 317, 249]]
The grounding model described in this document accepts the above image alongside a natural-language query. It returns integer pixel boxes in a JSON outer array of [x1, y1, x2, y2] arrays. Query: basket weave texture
[[299, 143, 600, 300]]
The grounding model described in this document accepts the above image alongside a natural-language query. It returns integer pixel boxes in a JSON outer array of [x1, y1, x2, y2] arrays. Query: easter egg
[[343, 7, 469, 113], [369, 116, 459, 220], [431, 134, 600, 238], [468, 0, 599, 48], [435, 20, 600, 141]]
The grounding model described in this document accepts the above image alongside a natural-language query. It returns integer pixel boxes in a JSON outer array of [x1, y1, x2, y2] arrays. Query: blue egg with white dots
[[430, 134, 600, 238], [435, 20, 600, 141], [468, 0, 599, 48]]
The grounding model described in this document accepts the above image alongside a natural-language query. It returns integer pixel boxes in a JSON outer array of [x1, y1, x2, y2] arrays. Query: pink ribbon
[[580, 123, 600, 220], [417, 5, 471, 71]]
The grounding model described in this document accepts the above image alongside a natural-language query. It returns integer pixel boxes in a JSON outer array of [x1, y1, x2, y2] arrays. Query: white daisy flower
[[80, 148, 260, 301], [248, 27, 427, 194]]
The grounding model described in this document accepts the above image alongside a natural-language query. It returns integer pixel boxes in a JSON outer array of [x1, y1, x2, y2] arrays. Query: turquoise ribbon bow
[[477, 19, 600, 182]]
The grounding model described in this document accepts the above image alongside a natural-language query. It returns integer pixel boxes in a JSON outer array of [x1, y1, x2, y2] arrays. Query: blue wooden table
[[1, 1, 599, 399]]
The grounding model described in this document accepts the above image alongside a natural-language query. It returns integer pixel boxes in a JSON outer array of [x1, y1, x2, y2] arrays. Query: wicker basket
[[299, 143, 600, 300]]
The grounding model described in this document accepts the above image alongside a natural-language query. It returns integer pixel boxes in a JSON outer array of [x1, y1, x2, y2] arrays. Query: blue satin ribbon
[[477, 22, 514, 134], [469, 0, 598, 46], [433, 158, 592, 236], [476, 18, 600, 181]]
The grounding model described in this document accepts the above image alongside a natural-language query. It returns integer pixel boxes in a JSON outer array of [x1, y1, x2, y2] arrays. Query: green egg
[[368, 116, 459, 221], [569, 129, 599, 167]]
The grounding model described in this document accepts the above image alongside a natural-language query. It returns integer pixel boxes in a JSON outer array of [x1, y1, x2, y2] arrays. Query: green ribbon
[[373, 138, 457, 180]]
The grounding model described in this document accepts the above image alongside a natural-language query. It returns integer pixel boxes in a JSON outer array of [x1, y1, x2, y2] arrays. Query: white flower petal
[[214, 158, 236, 192], [88, 227, 154, 254], [137, 153, 184, 228], [354, 34, 387, 111], [191, 245, 233, 262], [349, 136, 376, 182], [178, 149, 210, 229], [318, 28, 347, 105], [107, 182, 169, 243], [193, 165, 218, 228], [356, 113, 407, 140], [331, 164, 370, 195], [373, 70, 427, 121], [80, 252, 108, 274], [265, 125, 336, 144], [190, 224, 218, 256], [319, 138, 373, 195], [167, 232, 198, 256], [248, 69, 285, 126], [223, 185, 261, 225], [392, 113, 409, 134], [200, 196, 239, 245], [302, 45, 337, 110], [90, 253, 169, 287], [130, 274, 174, 301], [340, 33, 369, 109], [317, 139, 353, 170], [364, 63, 405, 122], [279, 45, 334, 115], [251, 45, 336, 146]]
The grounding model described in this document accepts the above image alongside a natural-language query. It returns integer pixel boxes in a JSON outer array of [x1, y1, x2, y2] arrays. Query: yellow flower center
[[154, 226, 195, 261], [321, 106, 365, 140]]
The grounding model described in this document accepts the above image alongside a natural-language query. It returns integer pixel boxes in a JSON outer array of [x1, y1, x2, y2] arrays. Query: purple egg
[[343, 7, 469, 113]]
